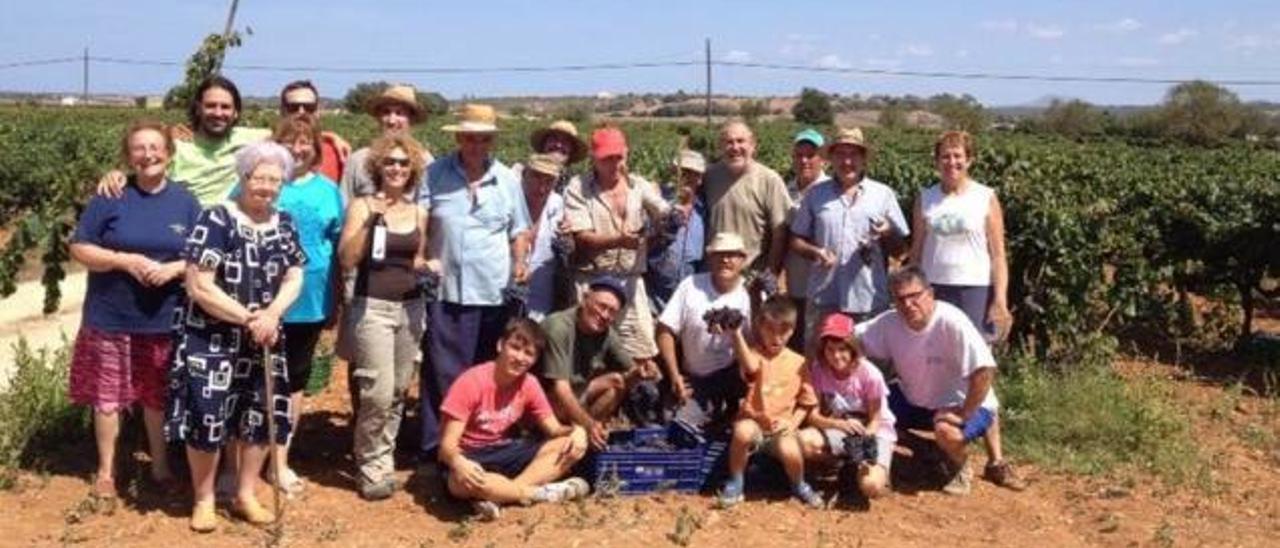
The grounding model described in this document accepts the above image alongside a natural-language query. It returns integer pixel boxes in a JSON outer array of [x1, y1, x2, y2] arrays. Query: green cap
[[793, 128, 825, 147]]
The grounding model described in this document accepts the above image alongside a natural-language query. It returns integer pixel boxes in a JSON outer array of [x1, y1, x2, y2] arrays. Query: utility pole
[[222, 0, 240, 38], [82, 47, 89, 105], [704, 38, 712, 142]]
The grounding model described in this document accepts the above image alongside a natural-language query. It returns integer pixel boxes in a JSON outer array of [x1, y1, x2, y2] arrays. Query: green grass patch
[[999, 337, 1207, 487], [0, 337, 89, 488]]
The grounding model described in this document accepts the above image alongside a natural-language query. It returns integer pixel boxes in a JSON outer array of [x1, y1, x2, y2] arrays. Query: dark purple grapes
[[702, 307, 746, 332]]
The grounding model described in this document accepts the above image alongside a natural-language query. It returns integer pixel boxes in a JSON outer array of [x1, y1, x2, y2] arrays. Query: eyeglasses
[[283, 101, 318, 114], [381, 157, 411, 168], [891, 288, 930, 306]]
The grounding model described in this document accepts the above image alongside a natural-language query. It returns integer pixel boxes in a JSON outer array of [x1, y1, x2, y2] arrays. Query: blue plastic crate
[[588, 422, 709, 495]]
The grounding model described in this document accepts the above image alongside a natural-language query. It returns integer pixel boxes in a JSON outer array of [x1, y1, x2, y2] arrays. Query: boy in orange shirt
[[718, 296, 821, 508]]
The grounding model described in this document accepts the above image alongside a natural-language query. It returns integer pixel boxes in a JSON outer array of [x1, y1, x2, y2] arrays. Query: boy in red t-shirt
[[439, 318, 590, 521], [718, 296, 822, 509]]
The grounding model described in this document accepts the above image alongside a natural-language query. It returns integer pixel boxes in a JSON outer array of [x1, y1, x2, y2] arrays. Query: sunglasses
[[381, 157, 411, 168], [283, 101, 318, 114]]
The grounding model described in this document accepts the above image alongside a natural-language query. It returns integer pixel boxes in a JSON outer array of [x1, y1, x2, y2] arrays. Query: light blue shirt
[[234, 172, 344, 323], [790, 177, 908, 314], [520, 190, 564, 320], [420, 153, 529, 306]]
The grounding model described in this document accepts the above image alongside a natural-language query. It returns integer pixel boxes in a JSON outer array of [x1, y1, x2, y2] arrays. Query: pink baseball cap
[[591, 127, 628, 160], [818, 313, 855, 340]]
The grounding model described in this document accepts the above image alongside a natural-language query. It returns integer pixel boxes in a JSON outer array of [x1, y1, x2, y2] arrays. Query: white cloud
[[1226, 34, 1280, 53], [1027, 23, 1066, 40], [814, 54, 851, 70], [901, 43, 934, 57], [955, 49, 970, 59], [863, 58, 902, 70], [1115, 57, 1160, 67], [1094, 18, 1142, 33], [780, 33, 821, 58], [722, 50, 752, 63], [980, 19, 1018, 32], [1158, 28, 1199, 45]]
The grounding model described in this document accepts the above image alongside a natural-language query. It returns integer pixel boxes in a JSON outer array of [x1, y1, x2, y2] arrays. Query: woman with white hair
[[166, 141, 306, 532]]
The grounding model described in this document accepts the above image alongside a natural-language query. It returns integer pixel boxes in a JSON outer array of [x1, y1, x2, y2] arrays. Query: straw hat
[[673, 149, 707, 174], [442, 104, 499, 133], [824, 127, 871, 155], [705, 232, 747, 255], [529, 120, 586, 164], [366, 84, 424, 123], [524, 153, 565, 178]]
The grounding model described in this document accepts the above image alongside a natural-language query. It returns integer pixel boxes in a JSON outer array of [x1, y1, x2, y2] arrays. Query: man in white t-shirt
[[656, 232, 753, 426], [856, 266, 1024, 495]]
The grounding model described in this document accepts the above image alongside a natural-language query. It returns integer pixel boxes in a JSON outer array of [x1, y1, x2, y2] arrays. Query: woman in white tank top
[[908, 131, 1011, 341]]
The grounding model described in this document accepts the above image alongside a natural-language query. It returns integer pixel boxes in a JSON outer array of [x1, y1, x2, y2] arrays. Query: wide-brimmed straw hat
[[673, 149, 707, 174], [524, 153, 565, 178], [442, 104, 499, 133], [366, 84, 425, 123], [705, 232, 747, 255], [824, 127, 872, 155], [529, 120, 586, 165]]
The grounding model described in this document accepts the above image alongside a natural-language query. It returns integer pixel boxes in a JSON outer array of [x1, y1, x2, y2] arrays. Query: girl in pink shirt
[[799, 313, 896, 499]]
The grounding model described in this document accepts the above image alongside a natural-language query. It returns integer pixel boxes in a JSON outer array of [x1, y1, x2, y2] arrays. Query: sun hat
[[530, 120, 586, 165], [705, 232, 747, 255], [793, 128, 826, 148], [673, 149, 707, 174], [824, 127, 871, 155], [587, 275, 628, 307], [524, 153, 565, 178], [590, 127, 628, 160], [366, 84, 424, 123], [441, 104, 499, 133]]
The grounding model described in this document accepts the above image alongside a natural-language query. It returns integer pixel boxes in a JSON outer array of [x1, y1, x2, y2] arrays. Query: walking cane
[[262, 345, 285, 525]]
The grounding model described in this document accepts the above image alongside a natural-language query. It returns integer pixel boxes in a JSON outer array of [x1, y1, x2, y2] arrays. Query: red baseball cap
[[818, 313, 855, 341], [591, 127, 628, 160]]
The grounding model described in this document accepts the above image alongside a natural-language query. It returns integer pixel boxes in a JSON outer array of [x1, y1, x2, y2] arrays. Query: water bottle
[[370, 213, 387, 263]]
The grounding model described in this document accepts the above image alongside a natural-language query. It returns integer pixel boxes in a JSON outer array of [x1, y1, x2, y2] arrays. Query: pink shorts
[[69, 326, 172, 413]]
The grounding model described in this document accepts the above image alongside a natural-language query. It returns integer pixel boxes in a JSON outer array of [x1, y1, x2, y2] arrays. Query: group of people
[[67, 75, 1024, 532]]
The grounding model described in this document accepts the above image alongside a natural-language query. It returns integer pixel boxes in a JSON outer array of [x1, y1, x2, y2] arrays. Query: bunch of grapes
[[702, 307, 746, 332], [502, 283, 529, 316], [662, 210, 686, 238], [841, 434, 879, 465]]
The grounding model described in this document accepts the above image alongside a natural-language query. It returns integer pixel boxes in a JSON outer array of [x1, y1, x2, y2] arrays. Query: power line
[[88, 56, 700, 74], [0, 57, 80, 70], [715, 60, 1280, 87]]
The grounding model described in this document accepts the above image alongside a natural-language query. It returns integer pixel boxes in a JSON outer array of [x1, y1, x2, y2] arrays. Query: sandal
[[232, 497, 276, 525], [91, 475, 117, 499], [189, 500, 218, 533]]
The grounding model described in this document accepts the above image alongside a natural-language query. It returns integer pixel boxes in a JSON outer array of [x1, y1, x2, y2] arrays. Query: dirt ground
[[2, 351, 1279, 548]]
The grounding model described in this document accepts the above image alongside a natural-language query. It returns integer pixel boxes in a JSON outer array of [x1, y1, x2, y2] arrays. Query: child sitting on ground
[[798, 313, 896, 500], [718, 296, 822, 508], [439, 318, 591, 521]]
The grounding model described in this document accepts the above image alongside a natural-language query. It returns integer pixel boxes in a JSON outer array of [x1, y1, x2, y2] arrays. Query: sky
[[3, 1, 1280, 106]]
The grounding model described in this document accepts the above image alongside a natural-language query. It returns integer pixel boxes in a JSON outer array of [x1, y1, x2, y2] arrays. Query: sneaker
[[269, 467, 306, 498], [941, 463, 973, 496], [471, 500, 502, 522], [359, 478, 397, 501], [716, 477, 745, 509], [793, 481, 823, 509], [983, 460, 1027, 491], [532, 477, 591, 503]]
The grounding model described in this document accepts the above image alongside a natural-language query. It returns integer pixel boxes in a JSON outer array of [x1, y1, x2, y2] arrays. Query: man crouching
[[439, 318, 590, 521]]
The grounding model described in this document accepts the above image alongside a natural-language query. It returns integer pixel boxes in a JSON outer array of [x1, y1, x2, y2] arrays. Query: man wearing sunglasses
[[855, 266, 1023, 495], [278, 80, 347, 182]]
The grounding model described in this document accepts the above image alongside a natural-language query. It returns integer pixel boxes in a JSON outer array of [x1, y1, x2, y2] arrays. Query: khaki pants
[[348, 296, 424, 486], [574, 274, 658, 359]]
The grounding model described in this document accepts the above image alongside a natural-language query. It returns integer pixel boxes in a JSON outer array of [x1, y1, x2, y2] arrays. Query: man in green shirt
[[97, 76, 270, 206], [539, 277, 659, 449]]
